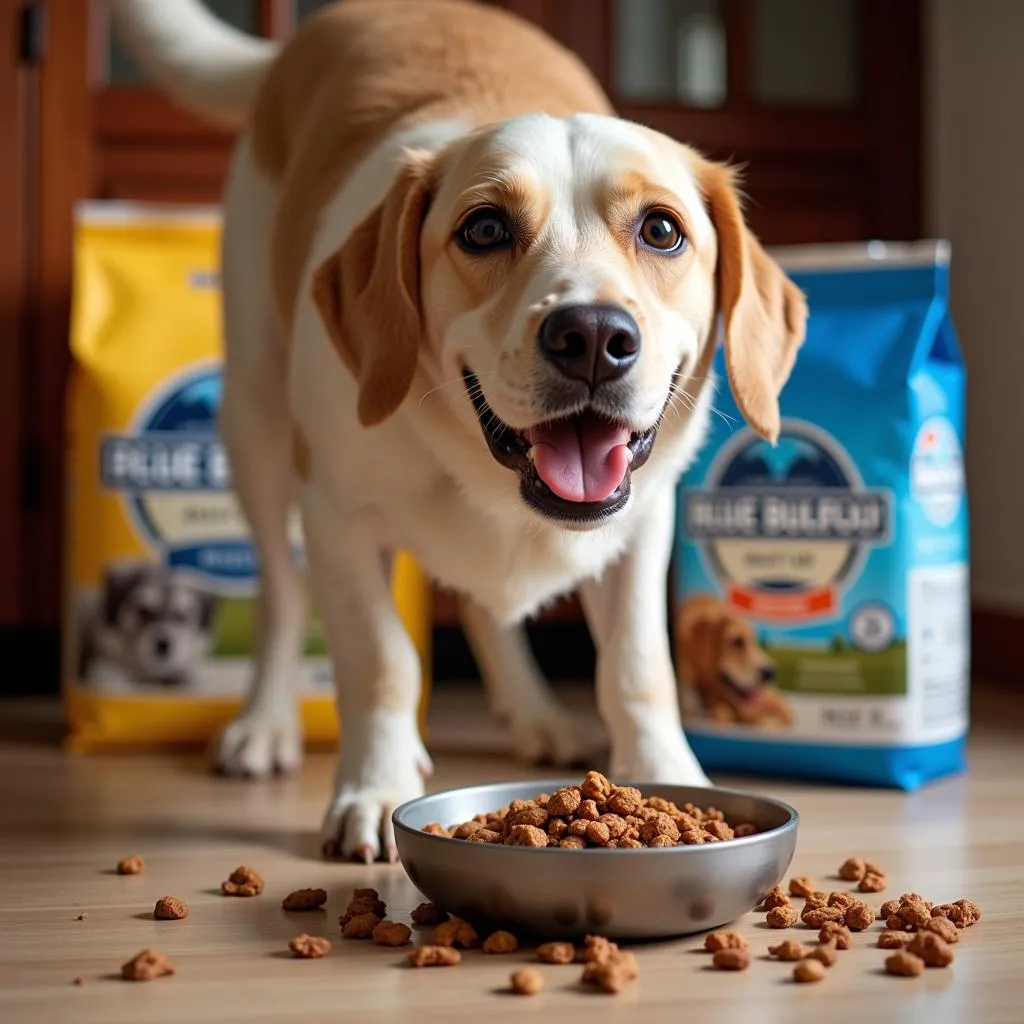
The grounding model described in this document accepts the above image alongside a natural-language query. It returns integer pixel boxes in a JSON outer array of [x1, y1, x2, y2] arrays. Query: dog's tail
[[108, 0, 278, 128]]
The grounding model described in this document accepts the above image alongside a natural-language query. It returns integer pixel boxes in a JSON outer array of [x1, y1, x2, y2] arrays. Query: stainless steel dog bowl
[[393, 780, 798, 940]]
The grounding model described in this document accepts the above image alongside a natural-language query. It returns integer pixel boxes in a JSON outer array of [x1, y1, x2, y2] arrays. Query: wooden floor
[[1, 685, 1023, 1023]]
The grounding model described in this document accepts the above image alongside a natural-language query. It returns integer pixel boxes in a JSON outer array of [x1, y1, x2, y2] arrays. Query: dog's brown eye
[[639, 210, 685, 253], [457, 208, 513, 253], [729, 635, 746, 651]]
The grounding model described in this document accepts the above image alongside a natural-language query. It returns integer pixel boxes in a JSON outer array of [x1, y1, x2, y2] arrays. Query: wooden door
[[0, 0, 33, 630]]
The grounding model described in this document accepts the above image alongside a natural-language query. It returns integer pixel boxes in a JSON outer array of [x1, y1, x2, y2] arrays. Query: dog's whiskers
[[417, 369, 496, 409], [666, 379, 737, 430]]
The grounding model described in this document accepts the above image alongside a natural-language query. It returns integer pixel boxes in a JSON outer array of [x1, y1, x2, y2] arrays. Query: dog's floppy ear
[[311, 150, 434, 427], [686, 616, 722, 689], [101, 562, 147, 624], [699, 160, 808, 443], [194, 589, 218, 632]]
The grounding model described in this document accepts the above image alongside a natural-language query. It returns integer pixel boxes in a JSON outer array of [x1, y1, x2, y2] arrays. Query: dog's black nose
[[538, 304, 641, 388], [154, 637, 171, 658], [761, 665, 776, 684]]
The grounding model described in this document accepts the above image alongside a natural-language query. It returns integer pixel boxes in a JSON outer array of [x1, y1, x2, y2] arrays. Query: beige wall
[[926, 0, 1024, 612]]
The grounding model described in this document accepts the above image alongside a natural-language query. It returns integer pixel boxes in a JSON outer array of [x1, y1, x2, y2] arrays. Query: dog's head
[[683, 603, 776, 704], [312, 113, 806, 527], [99, 563, 218, 682]]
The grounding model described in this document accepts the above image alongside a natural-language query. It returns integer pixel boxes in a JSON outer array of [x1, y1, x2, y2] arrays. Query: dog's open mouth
[[719, 672, 767, 707], [463, 370, 660, 522]]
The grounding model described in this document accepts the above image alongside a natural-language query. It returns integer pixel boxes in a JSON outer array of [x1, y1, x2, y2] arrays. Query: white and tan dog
[[111, 0, 806, 861]]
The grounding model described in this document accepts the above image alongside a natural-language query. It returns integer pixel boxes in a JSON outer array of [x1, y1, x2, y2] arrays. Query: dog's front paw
[[320, 711, 432, 863], [506, 705, 605, 768], [212, 710, 303, 779], [609, 717, 711, 787]]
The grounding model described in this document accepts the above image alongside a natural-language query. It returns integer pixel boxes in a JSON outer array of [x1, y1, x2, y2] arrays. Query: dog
[[79, 561, 219, 691], [110, 0, 806, 861], [675, 594, 792, 728]]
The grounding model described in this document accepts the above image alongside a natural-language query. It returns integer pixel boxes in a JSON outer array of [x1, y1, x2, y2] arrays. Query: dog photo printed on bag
[[77, 561, 219, 692]]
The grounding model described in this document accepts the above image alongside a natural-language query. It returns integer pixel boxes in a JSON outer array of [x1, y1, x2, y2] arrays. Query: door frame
[[0, 0, 31, 627]]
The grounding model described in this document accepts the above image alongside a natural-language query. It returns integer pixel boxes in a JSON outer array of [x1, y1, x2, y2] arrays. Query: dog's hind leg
[[459, 599, 604, 767], [212, 135, 307, 778]]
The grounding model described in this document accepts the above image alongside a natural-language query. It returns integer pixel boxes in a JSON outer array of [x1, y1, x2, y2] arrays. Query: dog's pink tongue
[[526, 415, 631, 503]]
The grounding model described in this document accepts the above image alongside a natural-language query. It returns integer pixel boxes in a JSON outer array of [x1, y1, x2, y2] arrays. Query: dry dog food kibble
[[761, 885, 791, 910], [827, 892, 857, 911], [482, 931, 518, 954], [289, 934, 332, 959], [76, 913, 89, 921], [788, 876, 816, 897], [282, 888, 328, 911], [704, 930, 747, 952], [922, 916, 959, 943], [906, 931, 955, 967], [537, 942, 576, 965], [818, 922, 852, 949], [885, 951, 926, 977], [117, 855, 144, 876], [411, 902, 447, 926], [153, 896, 189, 920], [433, 772, 752, 848], [768, 940, 810, 961], [510, 969, 544, 995], [884, 893, 936, 931], [340, 888, 386, 929], [343, 913, 381, 939], [767, 906, 799, 928], [581, 950, 640, 993], [712, 948, 751, 971], [372, 921, 412, 947], [430, 920, 478, 949], [932, 898, 981, 928], [221, 866, 264, 897], [793, 959, 826, 984], [807, 940, 839, 967], [802, 906, 845, 928], [580, 934, 619, 964], [507, 824, 547, 847], [858, 872, 887, 893], [468, 829, 503, 844], [581, 771, 613, 802], [408, 945, 462, 967], [844, 902, 877, 932], [122, 949, 175, 982], [838, 857, 867, 881]]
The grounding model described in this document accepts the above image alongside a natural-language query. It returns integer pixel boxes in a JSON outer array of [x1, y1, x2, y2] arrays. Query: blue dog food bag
[[673, 241, 968, 790]]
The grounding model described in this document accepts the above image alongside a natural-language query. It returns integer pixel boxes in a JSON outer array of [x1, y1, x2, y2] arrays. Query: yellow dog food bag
[[65, 202, 431, 751]]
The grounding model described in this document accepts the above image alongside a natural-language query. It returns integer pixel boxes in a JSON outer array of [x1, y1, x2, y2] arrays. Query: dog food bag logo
[[673, 241, 969, 791], [101, 364, 259, 591], [685, 421, 891, 622], [910, 417, 964, 528]]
